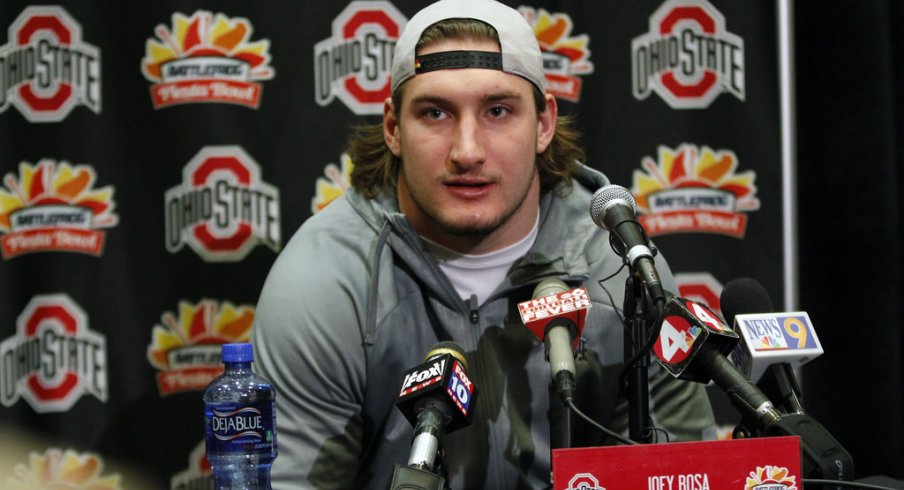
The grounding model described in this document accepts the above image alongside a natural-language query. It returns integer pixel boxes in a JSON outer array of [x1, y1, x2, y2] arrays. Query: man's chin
[[437, 217, 504, 237]]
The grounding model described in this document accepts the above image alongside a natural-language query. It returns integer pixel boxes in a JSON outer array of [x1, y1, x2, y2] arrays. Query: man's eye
[[488, 106, 510, 117], [424, 108, 446, 119]]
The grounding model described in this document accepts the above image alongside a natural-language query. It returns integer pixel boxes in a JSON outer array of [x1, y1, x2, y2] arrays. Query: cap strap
[[414, 50, 503, 74]]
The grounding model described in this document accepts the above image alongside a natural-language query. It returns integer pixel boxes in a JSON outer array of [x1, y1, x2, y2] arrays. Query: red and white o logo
[[23, 301, 82, 403], [3, 6, 101, 122], [164, 146, 281, 262], [567, 473, 604, 490], [0, 294, 108, 413], [314, 2, 407, 115], [655, 5, 719, 99], [190, 155, 255, 253], [631, 0, 744, 109], [340, 8, 401, 105]]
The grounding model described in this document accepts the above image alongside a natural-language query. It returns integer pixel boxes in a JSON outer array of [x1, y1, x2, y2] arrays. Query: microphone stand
[[550, 382, 572, 449], [623, 272, 653, 443], [758, 363, 804, 414], [549, 382, 571, 488]]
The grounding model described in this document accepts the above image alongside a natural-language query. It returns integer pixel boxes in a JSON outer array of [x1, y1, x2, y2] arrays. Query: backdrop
[[0, 0, 899, 488]]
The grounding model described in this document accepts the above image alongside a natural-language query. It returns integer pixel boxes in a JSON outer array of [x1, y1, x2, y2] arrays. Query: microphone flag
[[652, 296, 739, 383], [517, 286, 591, 348]]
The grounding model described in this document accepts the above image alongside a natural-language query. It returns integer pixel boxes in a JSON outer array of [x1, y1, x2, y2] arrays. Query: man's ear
[[384, 97, 401, 157], [536, 93, 558, 154]]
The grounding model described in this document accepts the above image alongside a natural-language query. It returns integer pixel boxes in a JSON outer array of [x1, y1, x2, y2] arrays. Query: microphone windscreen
[[532, 277, 568, 299], [720, 277, 774, 326], [589, 184, 636, 230], [425, 341, 468, 369]]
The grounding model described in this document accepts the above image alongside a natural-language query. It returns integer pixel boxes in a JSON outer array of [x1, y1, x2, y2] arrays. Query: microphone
[[589, 184, 665, 304], [719, 278, 855, 482], [722, 278, 824, 413], [517, 278, 591, 401], [395, 341, 477, 474], [651, 294, 782, 427]]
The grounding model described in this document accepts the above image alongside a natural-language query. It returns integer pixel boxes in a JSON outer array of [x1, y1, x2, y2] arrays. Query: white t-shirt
[[423, 213, 539, 306]]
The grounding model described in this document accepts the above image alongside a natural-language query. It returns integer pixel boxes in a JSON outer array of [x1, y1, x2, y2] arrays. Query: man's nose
[[449, 114, 486, 169]]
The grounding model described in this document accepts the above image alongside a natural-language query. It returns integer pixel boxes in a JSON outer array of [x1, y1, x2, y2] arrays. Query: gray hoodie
[[252, 165, 716, 489]]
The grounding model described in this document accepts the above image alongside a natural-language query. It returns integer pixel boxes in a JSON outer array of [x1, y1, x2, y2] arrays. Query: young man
[[252, 1, 716, 488]]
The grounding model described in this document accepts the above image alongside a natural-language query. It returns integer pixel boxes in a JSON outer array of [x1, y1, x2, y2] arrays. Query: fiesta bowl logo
[[165, 145, 280, 262], [171, 441, 213, 490], [314, 1, 406, 115], [0, 294, 108, 413], [141, 10, 274, 109], [519, 7, 594, 103], [0, 159, 118, 259], [147, 299, 255, 396], [311, 152, 353, 214], [631, 0, 744, 109], [0, 6, 101, 122], [6, 448, 121, 489], [631, 143, 759, 238], [746, 465, 798, 490]]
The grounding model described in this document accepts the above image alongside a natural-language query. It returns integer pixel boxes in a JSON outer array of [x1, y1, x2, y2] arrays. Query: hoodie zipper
[[467, 293, 505, 488], [468, 294, 479, 324]]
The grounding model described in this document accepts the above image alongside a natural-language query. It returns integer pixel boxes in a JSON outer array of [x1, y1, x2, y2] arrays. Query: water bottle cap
[[221, 343, 254, 363]]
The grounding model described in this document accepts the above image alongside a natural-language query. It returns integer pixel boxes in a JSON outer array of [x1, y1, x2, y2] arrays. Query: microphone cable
[[559, 266, 671, 446], [564, 398, 637, 446], [593, 260, 667, 396], [802, 480, 899, 490]]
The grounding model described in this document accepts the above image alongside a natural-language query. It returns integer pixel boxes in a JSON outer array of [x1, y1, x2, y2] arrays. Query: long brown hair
[[348, 18, 585, 198]]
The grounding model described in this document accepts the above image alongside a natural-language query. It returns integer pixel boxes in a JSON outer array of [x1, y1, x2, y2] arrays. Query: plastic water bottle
[[204, 343, 277, 489]]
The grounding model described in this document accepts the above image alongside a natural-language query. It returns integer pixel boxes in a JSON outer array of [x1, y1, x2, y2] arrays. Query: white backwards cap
[[390, 0, 546, 94]]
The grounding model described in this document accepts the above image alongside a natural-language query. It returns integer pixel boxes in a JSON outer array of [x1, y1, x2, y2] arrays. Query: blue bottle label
[[206, 401, 276, 457]]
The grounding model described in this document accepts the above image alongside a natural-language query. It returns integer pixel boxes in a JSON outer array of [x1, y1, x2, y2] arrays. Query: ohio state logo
[[314, 1, 406, 115], [631, 0, 744, 109], [675, 272, 724, 317], [566, 473, 606, 490], [0, 294, 108, 413], [165, 146, 280, 262], [0, 6, 101, 122]]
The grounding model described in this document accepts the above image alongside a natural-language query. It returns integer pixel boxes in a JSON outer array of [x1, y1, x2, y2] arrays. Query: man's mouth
[[444, 179, 494, 198]]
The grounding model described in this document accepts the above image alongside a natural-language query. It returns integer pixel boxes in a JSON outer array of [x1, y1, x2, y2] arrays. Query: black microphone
[[719, 278, 855, 483], [651, 294, 782, 428], [721, 277, 806, 413], [394, 341, 477, 474], [589, 184, 665, 304]]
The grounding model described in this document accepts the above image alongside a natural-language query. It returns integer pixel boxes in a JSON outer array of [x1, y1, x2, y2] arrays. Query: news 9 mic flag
[[731, 312, 823, 383]]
